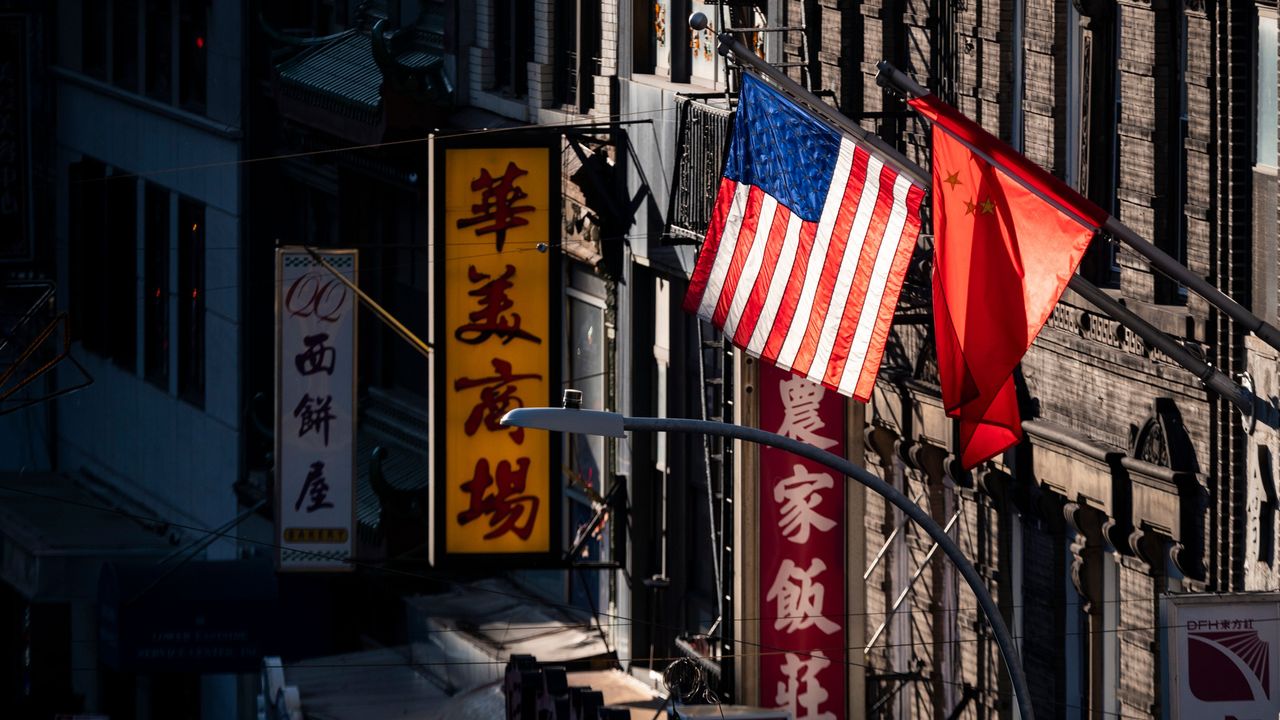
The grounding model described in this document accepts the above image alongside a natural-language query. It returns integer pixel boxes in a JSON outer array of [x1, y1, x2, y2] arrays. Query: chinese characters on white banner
[[275, 249, 356, 571]]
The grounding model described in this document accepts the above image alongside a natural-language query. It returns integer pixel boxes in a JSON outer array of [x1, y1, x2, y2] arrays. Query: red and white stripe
[[685, 136, 925, 402]]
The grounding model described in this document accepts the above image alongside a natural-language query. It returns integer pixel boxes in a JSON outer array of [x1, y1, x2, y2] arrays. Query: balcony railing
[[666, 93, 735, 243]]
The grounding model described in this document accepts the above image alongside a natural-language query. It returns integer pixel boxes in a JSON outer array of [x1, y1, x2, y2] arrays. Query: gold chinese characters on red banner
[[435, 143, 557, 562]]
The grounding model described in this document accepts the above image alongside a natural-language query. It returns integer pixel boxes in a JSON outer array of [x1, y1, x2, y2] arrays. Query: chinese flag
[[909, 95, 1108, 469]]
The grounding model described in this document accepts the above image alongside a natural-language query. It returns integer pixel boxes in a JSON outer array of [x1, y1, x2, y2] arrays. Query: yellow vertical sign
[[442, 147, 552, 555]]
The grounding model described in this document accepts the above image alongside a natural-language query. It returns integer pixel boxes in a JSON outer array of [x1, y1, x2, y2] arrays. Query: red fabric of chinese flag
[[909, 94, 1108, 469]]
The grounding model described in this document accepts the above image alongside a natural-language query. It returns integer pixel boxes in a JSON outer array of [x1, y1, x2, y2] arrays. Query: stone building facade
[[768, 0, 1280, 718]]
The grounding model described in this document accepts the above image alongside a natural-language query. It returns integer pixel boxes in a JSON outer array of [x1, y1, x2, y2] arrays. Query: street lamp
[[501, 399, 1034, 720]]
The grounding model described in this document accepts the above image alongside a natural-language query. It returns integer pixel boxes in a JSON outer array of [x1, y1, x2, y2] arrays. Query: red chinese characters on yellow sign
[[443, 147, 552, 555], [455, 162, 535, 252]]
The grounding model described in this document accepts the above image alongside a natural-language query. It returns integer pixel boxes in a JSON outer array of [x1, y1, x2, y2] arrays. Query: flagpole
[[703, 32, 1254, 416], [1065, 275, 1254, 414], [700, 18, 1252, 719], [690, 13, 929, 189], [869, 61, 1255, 417], [875, 60, 1280, 355], [696, 14, 1037, 720]]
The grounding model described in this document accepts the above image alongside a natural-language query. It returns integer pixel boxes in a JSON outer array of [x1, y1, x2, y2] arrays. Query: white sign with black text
[[275, 248, 357, 571]]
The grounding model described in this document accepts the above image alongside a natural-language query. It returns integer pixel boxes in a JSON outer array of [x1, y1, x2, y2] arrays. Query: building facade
[[2, 1, 1276, 718], [833, 0, 1279, 718], [0, 0, 252, 717]]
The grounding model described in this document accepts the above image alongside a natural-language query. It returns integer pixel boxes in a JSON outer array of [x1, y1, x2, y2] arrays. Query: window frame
[[176, 195, 206, 408], [144, 182, 171, 391]]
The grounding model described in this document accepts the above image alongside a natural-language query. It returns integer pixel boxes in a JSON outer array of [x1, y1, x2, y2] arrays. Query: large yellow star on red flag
[[943, 171, 962, 190], [978, 198, 996, 215]]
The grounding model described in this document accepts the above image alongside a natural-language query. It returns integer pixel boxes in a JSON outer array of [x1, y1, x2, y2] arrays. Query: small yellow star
[[943, 171, 962, 190], [979, 198, 996, 215], [963, 199, 976, 215]]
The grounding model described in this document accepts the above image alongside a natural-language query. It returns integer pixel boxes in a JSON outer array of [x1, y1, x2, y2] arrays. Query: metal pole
[[1066, 275, 1254, 414], [690, 14, 929, 188], [303, 246, 434, 359], [619, 415, 1036, 720], [868, 62, 1254, 416], [874, 59, 1280, 355]]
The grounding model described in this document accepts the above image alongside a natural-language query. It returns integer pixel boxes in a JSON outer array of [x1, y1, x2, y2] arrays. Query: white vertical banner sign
[[275, 248, 357, 571]]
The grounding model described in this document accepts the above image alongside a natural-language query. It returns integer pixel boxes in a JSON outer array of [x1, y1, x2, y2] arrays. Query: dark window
[[555, 0, 600, 111], [177, 196, 205, 407], [491, 0, 532, 97], [113, 0, 141, 91], [68, 160, 135, 369], [145, 0, 174, 102], [68, 160, 108, 351], [1162, 9, 1187, 303], [1077, 5, 1122, 286], [106, 173, 138, 371], [83, 2, 108, 80], [145, 183, 170, 389], [178, 0, 209, 112], [1259, 447, 1276, 566], [1156, 7, 1189, 305], [634, 0, 693, 82]]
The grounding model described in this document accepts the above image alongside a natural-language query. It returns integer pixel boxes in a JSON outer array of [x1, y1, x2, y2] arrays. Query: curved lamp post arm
[[501, 408, 1033, 720]]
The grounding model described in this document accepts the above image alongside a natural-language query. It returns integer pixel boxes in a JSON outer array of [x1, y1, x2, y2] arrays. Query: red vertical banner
[[758, 363, 847, 720]]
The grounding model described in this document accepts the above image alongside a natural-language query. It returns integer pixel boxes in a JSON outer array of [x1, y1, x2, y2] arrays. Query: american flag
[[683, 74, 926, 401]]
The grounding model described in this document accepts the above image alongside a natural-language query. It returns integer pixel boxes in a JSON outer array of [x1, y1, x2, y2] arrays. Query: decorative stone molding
[[1045, 301, 1209, 372], [1126, 526, 1169, 573], [1024, 419, 1117, 513], [865, 424, 904, 470], [1129, 398, 1199, 473], [906, 441, 950, 486], [1065, 502, 1112, 611]]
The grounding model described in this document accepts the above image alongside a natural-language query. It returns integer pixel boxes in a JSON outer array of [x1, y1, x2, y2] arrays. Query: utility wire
[[0, 482, 1202, 720], [0, 479, 1241, 639], [70, 107, 682, 186]]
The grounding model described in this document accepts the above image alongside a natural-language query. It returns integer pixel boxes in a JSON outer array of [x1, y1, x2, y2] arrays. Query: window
[[145, 0, 173, 102], [1256, 7, 1278, 322], [74, 0, 208, 114], [1063, 532, 1086, 720], [178, 0, 209, 113], [1069, 2, 1122, 286], [113, 0, 141, 92], [1157, 6, 1190, 304], [1010, 0, 1025, 151], [555, 0, 600, 112], [107, 173, 138, 371], [634, 1, 739, 86], [68, 159, 107, 351], [1259, 447, 1276, 566], [566, 266, 608, 611], [177, 196, 205, 407], [144, 183, 170, 389], [83, 2, 108, 80], [68, 159, 136, 369], [1257, 9, 1278, 169], [491, 0, 533, 97]]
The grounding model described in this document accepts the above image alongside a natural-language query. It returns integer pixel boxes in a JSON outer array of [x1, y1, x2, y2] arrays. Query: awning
[[405, 577, 614, 693], [0, 473, 172, 600], [265, 647, 450, 720], [263, 651, 661, 720]]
